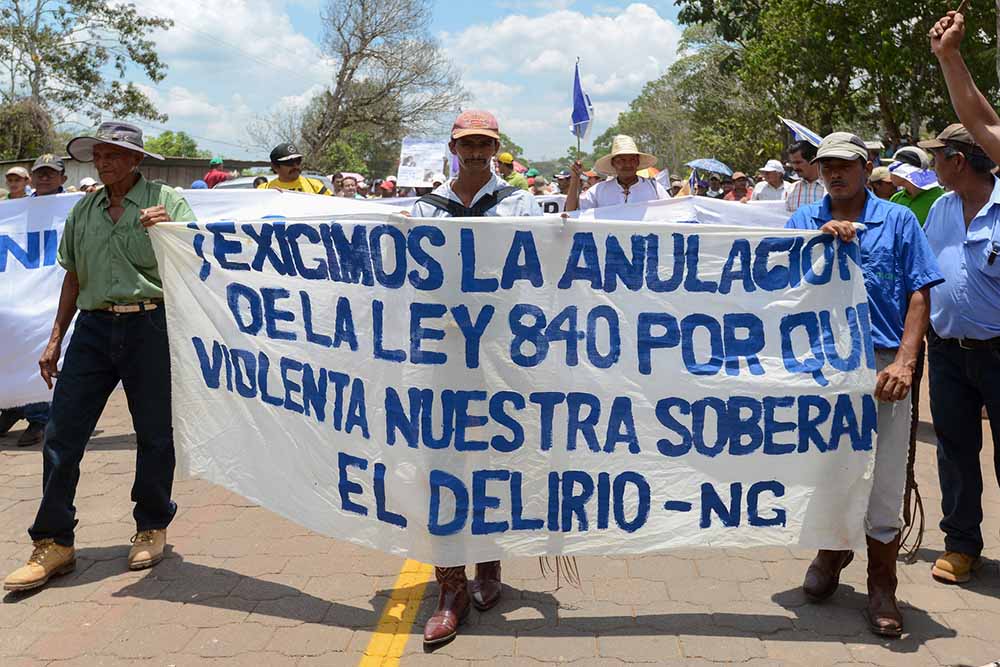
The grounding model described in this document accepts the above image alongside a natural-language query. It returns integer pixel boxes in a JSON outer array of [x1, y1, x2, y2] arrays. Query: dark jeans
[[28, 308, 176, 547], [928, 330, 1000, 557], [1, 402, 50, 425]]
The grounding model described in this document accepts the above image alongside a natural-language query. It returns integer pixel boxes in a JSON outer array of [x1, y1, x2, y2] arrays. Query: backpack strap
[[418, 186, 521, 217], [469, 186, 520, 216], [417, 193, 474, 217]]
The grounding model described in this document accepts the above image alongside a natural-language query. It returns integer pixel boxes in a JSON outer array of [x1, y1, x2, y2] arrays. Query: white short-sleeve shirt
[[750, 180, 790, 201], [410, 174, 540, 217], [579, 176, 671, 210]]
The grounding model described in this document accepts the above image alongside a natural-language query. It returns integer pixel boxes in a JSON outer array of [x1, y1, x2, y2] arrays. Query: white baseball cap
[[79, 177, 97, 188], [758, 159, 784, 173]]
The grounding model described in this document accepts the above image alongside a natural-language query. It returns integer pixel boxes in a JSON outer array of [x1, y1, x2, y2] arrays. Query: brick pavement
[[1, 374, 998, 666]]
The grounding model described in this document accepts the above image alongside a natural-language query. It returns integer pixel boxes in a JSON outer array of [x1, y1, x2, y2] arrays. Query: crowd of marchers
[[0, 8, 997, 651]]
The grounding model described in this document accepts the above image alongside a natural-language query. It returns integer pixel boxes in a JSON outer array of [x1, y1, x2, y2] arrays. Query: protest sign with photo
[[397, 137, 448, 188]]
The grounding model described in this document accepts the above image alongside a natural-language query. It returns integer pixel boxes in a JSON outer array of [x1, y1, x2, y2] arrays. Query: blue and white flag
[[779, 117, 822, 147], [571, 61, 595, 140]]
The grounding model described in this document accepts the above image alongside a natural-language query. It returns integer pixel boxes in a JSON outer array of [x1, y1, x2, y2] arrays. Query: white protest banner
[[397, 137, 448, 188], [571, 196, 791, 228], [0, 195, 74, 408], [0, 190, 398, 409], [151, 214, 877, 566]]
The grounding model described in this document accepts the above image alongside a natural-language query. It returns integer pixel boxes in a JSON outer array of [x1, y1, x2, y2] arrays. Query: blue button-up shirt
[[924, 177, 1000, 340], [787, 191, 944, 350]]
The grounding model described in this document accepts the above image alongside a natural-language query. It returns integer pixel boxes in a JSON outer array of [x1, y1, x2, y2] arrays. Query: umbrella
[[685, 159, 732, 176]]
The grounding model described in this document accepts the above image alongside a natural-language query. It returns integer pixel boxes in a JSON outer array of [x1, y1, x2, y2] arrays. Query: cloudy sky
[[115, 1, 684, 161]]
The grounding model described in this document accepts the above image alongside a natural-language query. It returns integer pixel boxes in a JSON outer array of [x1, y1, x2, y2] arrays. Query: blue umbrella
[[685, 158, 732, 176]]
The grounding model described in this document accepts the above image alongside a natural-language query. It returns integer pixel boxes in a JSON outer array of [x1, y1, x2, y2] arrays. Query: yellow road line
[[358, 559, 434, 667]]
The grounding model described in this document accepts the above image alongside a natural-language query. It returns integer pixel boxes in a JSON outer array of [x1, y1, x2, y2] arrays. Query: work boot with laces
[[4, 539, 76, 591], [128, 529, 166, 570]]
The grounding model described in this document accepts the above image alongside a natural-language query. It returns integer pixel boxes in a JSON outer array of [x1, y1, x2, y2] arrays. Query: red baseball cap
[[451, 110, 500, 141]]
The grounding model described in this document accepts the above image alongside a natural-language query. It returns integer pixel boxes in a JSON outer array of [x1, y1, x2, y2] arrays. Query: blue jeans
[[928, 329, 1000, 557], [29, 308, 177, 547], [1, 402, 50, 425]]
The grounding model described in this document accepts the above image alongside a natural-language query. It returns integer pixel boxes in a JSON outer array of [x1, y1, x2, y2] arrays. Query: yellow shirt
[[260, 176, 332, 195]]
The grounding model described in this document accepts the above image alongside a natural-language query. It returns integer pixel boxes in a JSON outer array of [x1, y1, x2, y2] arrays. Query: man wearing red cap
[[412, 110, 538, 219], [411, 110, 537, 646]]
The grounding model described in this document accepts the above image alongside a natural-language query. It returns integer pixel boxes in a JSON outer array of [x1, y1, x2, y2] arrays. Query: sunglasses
[[280, 158, 303, 167]]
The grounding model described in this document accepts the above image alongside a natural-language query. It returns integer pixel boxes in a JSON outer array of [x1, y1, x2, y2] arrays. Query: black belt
[[954, 337, 1000, 351], [933, 330, 1000, 350]]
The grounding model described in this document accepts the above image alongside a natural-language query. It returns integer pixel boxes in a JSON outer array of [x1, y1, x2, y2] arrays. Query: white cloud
[[442, 4, 682, 159], [120, 0, 334, 156]]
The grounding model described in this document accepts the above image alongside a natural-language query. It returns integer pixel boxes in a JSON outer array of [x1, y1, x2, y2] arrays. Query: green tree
[[597, 24, 778, 175], [144, 131, 210, 158], [316, 128, 400, 178], [296, 0, 465, 161], [498, 131, 524, 159], [0, 98, 55, 160], [676, 0, 764, 45], [1, 0, 173, 121], [676, 0, 999, 143]]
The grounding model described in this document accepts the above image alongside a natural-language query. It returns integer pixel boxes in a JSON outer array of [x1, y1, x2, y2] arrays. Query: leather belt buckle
[[958, 338, 974, 351]]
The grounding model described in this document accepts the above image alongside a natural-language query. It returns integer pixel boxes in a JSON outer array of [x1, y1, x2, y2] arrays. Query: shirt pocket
[[978, 240, 1000, 279], [119, 223, 159, 270]]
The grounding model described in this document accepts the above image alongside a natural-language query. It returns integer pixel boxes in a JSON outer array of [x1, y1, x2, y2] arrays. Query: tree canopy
[[674, 0, 998, 142], [593, 1, 998, 176], [144, 131, 211, 158], [0, 98, 55, 160], [251, 0, 466, 175], [1, 0, 172, 122]]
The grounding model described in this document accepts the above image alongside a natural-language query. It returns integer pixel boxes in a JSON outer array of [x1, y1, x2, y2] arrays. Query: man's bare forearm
[[564, 180, 581, 212], [895, 287, 930, 368], [936, 50, 1000, 161]]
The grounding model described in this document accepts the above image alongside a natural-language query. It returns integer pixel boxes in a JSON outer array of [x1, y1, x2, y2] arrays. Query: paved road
[[1, 373, 998, 666]]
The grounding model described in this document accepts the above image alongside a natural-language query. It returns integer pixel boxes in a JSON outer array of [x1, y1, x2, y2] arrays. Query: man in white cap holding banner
[[4, 121, 195, 593], [564, 134, 669, 212]]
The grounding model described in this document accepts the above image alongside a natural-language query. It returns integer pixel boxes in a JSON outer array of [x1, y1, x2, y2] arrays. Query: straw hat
[[594, 135, 656, 175]]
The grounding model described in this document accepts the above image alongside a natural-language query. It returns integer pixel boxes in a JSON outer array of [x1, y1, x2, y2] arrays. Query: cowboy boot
[[469, 560, 502, 611], [803, 550, 854, 601], [867, 534, 903, 637], [423, 566, 470, 645]]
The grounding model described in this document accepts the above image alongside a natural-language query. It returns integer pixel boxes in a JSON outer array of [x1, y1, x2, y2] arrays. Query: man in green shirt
[[496, 152, 529, 190], [5, 121, 195, 593], [887, 147, 945, 226]]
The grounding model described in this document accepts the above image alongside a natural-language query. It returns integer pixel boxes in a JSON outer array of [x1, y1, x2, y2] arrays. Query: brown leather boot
[[469, 560, 502, 611], [867, 534, 903, 637], [803, 550, 854, 601], [423, 566, 470, 645]]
